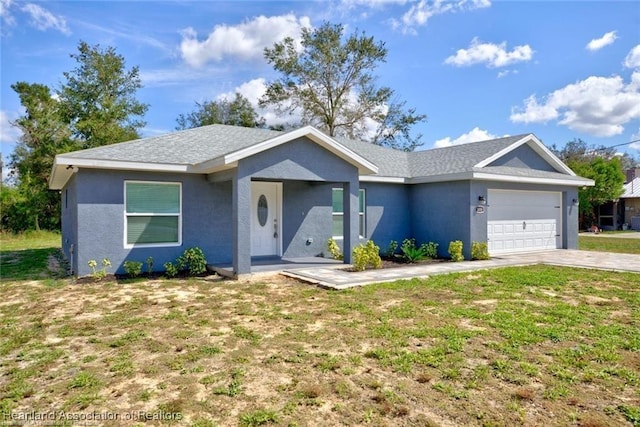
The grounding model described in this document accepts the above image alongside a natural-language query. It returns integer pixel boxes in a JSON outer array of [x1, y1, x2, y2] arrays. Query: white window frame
[[332, 188, 366, 239], [124, 180, 182, 248]]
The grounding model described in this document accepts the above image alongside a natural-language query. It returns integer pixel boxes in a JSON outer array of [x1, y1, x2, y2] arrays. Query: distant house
[[49, 124, 594, 277], [620, 169, 640, 230]]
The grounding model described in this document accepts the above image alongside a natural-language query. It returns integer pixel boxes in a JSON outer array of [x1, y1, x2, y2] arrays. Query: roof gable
[[475, 134, 575, 176]]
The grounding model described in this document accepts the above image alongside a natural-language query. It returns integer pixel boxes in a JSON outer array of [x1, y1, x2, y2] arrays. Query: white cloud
[[445, 37, 533, 68], [624, 44, 640, 69], [497, 69, 518, 79], [180, 14, 311, 68], [1, 0, 15, 28], [0, 110, 21, 143], [21, 3, 70, 35], [217, 78, 300, 127], [510, 72, 640, 137], [433, 127, 498, 148], [586, 30, 617, 51], [393, 0, 490, 34]]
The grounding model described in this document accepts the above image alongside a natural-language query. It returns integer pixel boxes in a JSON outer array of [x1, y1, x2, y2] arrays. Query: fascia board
[[359, 175, 406, 183], [49, 156, 191, 189], [472, 171, 595, 186]]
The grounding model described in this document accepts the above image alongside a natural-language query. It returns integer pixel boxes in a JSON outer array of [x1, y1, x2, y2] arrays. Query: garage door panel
[[488, 190, 562, 255]]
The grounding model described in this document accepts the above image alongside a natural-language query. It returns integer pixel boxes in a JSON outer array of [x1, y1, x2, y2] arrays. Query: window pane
[[126, 183, 180, 214], [127, 216, 179, 244], [332, 215, 343, 237], [332, 189, 343, 213], [359, 190, 365, 213], [359, 214, 365, 237]]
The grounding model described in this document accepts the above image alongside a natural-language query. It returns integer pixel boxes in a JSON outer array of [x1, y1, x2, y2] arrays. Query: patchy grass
[[1, 231, 62, 281], [579, 234, 640, 254], [1, 261, 638, 425]]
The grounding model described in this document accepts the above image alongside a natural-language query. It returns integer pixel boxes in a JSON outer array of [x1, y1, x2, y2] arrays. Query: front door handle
[[523, 221, 526, 230]]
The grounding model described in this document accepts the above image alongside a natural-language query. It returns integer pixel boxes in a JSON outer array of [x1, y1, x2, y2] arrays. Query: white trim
[[223, 126, 379, 175], [474, 134, 576, 176], [472, 172, 594, 186], [123, 180, 182, 249], [406, 171, 594, 186], [57, 157, 191, 172], [359, 175, 406, 184]]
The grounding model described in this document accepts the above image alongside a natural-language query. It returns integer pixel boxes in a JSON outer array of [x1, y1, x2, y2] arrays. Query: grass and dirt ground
[[578, 233, 640, 255], [1, 232, 639, 426]]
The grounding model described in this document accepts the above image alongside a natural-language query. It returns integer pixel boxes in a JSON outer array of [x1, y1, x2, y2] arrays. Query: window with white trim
[[124, 181, 181, 247], [332, 188, 365, 238]]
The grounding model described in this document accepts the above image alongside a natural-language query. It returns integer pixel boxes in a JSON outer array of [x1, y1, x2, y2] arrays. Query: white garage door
[[487, 190, 562, 255]]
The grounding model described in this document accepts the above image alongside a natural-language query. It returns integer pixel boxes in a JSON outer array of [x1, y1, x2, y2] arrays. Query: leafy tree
[[552, 139, 625, 228], [176, 93, 265, 130], [4, 82, 74, 230], [58, 41, 148, 149], [4, 41, 148, 232], [260, 22, 426, 151]]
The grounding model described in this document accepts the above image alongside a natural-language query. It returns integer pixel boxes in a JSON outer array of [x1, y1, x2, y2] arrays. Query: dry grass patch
[[0, 266, 639, 426]]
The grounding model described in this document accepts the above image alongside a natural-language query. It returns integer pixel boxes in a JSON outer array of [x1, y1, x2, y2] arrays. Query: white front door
[[487, 190, 562, 255], [251, 182, 281, 257]]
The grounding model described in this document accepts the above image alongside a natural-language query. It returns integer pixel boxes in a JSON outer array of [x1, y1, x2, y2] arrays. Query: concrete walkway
[[281, 250, 640, 289]]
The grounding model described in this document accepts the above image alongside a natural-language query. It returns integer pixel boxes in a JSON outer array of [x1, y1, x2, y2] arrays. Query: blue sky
[[2, 0, 639, 172]]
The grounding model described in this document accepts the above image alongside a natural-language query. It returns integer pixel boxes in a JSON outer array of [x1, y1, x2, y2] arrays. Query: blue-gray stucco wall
[[72, 169, 233, 277], [282, 181, 333, 258], [360, 182, 411, 248], [410, 181, 472, 258], [488, 144, 556, 172]]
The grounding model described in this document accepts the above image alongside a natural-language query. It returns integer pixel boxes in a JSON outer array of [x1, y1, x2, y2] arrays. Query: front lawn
[[579, 234, 640, 255], [1, 241, 638, 426], [0, 231, 62, 281]]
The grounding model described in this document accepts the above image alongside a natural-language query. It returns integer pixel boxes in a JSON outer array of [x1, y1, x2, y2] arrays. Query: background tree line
[[1, 24, 634, 233]]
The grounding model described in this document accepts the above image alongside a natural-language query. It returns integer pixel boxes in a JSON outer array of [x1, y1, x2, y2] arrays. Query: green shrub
[[146, 257, 154, 275], [87, 258, 111, 280], [177, 247, 207, 275], [400, 239, 439, 263], [124, 260, 143, 277], [383, 240, 398, 258], [327, 238, 343, 260], [448, 240, 464, 262], [352, 240, 382, 271], [421, 241, 439, 259], [471, 241, 490, 260], [164, 262, 178, 278]]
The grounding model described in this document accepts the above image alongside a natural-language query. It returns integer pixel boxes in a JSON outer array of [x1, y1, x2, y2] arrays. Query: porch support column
[[341, 180, 359, 264], [232, 173, 252, 275]]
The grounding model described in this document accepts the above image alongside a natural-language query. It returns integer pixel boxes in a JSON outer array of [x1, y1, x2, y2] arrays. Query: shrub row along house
[[49, 124, 594, 277]]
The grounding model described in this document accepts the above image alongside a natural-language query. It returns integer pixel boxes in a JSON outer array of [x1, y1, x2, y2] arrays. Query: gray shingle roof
[[57, 124, 569, 180], [62, 124, 283, 165], [621, 177, 640, 198]]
